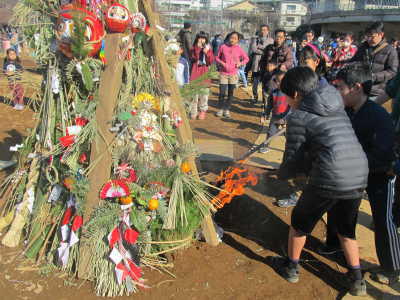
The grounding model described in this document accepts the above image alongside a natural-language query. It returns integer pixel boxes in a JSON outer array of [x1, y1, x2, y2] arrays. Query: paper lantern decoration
[[104, 3, 130, 33], [56, 6, 105, 58], [130, 13, 147, 33], [100, 180, 130, 199]]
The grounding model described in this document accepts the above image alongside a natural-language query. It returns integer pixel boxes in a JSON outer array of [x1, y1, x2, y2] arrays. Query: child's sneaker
[[198, 111, 206, 120], [223, 110, 231, 118], [276, 193, 299, 208], [216, 110, 223, 117], [13, 104, 24, 110], [346, 271, 367, 296], [259, 144, 269, 153], [268, 256, 299, 283]]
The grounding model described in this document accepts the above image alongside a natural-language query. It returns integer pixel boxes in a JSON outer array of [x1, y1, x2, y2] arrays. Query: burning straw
[[211, 167, 258, 209]]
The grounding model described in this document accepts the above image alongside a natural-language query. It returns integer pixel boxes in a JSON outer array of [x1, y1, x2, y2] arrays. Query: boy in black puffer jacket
[[269, 67, 369, 296]]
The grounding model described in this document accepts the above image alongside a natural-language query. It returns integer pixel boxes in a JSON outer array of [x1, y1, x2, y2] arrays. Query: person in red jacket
[[189, 32, 214, 120]]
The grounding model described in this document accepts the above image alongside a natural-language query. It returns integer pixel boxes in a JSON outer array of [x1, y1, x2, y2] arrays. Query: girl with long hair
[[189, 31, 214, 120]]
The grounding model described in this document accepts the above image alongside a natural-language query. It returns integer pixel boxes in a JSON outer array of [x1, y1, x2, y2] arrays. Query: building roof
[[226, 0, 274, 11], [226, 0, 258, 11]]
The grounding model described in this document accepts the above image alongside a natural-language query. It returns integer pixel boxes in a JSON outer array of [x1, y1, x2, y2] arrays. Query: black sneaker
[[317, 244, 343, 255], [268, 256, 299, 283], [347, 271, 367, 297]]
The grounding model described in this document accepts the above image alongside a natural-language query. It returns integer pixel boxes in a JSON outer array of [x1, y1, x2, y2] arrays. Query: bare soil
[[0, 75, 394, 300]]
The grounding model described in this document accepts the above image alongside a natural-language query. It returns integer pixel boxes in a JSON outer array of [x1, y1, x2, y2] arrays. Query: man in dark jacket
[[269, 67, 368, 296], [350, 22, 398, 100], [259, 29, 293, 109], [249, 25, 273, 103], [328, 65, 399, 285], [177, 22, 192, 62]]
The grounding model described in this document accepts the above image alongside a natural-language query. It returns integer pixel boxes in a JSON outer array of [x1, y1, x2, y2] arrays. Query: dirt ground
[[0, 73, 399, 300]]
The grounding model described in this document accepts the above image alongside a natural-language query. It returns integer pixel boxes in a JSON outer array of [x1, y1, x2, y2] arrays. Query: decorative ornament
[[180, 161, 191, 173], [130, 13, 146, 33], [119, 196, 133, 205], [75, 116, 88, 126], [172, 111, 183, 128], [51, 70, 60, 94], [66, 125, 82, 136], [79, 153, 88, 164], [116, 164, 138, 183], [104, 3, 130, 33], [100, 179, 130, 199], [63, 177, 75, 190], [148, 198, 159, 211], [132, 93, 160, 111], [56, 6, 105, 58], [57, 196, 83, 267], [59, 134, 76, 148], [99, 39, 106, 64], [107, 210, 146, 291]]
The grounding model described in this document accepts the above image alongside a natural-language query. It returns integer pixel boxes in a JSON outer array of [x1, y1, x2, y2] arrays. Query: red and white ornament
[[57, 196, 83, 267], [100, 179, 130, 199], [104, 3, 130, 33], [130, 12, 147, 33], [107, 210, 147, 290], [56, 5, 105, 58]]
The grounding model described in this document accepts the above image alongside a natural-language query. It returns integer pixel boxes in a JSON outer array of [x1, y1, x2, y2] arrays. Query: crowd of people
[[176, 21, 400, 296]]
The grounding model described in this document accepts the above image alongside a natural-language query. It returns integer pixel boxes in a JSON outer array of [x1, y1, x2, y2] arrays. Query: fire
[[211, 167, 258, 209]]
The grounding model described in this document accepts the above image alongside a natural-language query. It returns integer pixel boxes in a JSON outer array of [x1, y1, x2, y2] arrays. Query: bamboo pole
[[138, 0, 219, 246], [77, 33, 124, 278]]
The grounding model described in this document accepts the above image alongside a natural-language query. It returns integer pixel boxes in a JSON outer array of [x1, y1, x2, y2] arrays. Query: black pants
[[252, 72, 261, 99], [327, 175, 400, 272], [219, 84, 235, 110], [292, 186, 361, 238]]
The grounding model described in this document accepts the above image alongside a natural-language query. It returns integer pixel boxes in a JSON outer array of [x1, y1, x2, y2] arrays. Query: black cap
[[183, 22, 191, 29]]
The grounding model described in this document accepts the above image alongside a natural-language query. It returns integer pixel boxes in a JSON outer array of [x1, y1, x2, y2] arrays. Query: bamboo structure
[[138, 0, 219, 247]]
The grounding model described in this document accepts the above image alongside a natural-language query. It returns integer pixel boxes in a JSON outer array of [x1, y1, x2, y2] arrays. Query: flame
[[211, 167, 258, 209]]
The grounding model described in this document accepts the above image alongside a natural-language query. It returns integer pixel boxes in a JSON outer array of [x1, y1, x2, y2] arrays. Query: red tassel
[[61, 207, 73, 226], [124, 228, 139, 244], [109, 227, 121, 249], [71, 215, 83, 231], [59, 135, 76, 148]]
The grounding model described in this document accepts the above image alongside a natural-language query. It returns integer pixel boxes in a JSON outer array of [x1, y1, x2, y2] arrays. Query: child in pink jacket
[[215, 31, 249, 118]]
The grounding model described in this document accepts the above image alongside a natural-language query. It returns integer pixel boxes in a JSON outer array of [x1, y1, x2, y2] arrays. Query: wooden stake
[[78, 33, 124, 278], [138, 0, 219, 246]]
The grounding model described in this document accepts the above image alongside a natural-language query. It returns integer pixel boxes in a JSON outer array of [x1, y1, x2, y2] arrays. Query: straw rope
[[2, 154, 41, 247]]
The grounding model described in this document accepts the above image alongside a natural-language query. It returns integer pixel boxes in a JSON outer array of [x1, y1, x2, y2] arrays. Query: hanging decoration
[[56, 6, 105, 58], [104, 3, 130, 33], [130, 12, 147, 33]]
